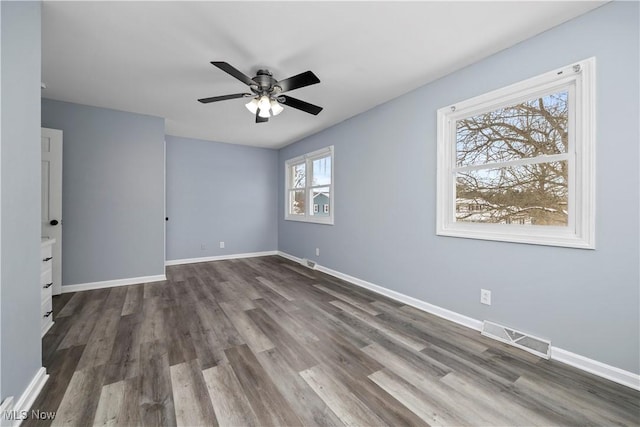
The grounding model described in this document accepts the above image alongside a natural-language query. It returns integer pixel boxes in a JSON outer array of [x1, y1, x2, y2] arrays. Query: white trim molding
[[551, 347, 640, 391], [276, 251, 301, 264], [0, 367, 49, 426], [276, 251, 639, 391], [318, 260, 483, 331], [165, 251, 278, 266], [277, 251, 481, 331], [61, 274, 166, 293]]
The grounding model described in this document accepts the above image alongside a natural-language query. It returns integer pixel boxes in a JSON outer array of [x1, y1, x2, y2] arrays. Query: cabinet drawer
[[41, 269, 53, 302], [41, 284, 52, 303], [41, 298, 54, 337], [41, 252, 53, 272], [41, 244, 52, 269], [40, 244, 52, 258], [40, 240, 55, 337], [40, 269, 53, 286], [41, 298, 52, 318]]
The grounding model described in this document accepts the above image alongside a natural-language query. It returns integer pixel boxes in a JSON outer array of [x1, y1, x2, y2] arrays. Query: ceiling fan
[[198, 62, 323, 123]]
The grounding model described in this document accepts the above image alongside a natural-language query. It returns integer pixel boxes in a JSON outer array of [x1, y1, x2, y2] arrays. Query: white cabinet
[[41, 238, 55, 336]]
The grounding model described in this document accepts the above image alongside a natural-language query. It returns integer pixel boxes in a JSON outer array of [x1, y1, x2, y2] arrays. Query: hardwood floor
[[25, 256, 639, 426]]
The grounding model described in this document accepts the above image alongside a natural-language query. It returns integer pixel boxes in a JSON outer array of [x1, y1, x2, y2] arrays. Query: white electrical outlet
[[480, 289, 492, 305], [200, 243, 206, 250], [315, 248, 320, 256], [219, 241, 225, 249]]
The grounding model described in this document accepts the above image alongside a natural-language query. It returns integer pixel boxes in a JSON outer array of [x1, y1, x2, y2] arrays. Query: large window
[[436, 58, 595, 248], [285, 146, 334, 224]]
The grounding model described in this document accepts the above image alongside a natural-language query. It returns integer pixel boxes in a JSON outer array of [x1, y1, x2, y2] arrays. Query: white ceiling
[[42, 1, 604, 149]]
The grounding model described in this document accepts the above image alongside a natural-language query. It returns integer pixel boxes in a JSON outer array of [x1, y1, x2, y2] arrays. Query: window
[[285, 146, 334, 224], [436, 58, 595, 248]]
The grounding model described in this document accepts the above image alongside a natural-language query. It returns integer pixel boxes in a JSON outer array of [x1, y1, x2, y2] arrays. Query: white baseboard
[[316, 260, 483, 331], [165, 250, 278, 266], [1, 367, 50, 426], [61, 274, 166, 293], [276, 251, 640, 391], [276, 251, 302, 264], [277, 251, 480, 330], [551, 347, 640, 391]]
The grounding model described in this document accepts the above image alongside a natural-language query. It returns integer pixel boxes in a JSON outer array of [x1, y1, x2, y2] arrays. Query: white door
[[41, 128, 63, 295]]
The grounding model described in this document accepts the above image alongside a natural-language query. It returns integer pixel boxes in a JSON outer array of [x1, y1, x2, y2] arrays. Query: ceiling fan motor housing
[[252, 70, 280, 95]]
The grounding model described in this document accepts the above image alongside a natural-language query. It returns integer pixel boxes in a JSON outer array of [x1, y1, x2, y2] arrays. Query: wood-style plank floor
[[26, 256, 639, 426]]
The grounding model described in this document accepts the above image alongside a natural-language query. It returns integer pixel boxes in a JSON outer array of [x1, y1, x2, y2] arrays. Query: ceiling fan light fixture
[[257, 95, 271, 112], [258, 107, 271, 118], [270, 99, 284, 116], [245, 98, 259, 114]]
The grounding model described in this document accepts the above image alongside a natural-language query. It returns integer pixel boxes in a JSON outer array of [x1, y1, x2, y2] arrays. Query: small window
[[436, 58, 595, 248], [285, 146, 334, 224]]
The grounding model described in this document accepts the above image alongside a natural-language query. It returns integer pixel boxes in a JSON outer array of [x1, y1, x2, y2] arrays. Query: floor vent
[[481, 321, 551, 359], [301, 258, 317, 269]]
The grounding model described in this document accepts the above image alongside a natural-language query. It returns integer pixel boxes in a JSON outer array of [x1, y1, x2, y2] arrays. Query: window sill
[[437, 225, 594, 249], [285, 216, 334, 225]]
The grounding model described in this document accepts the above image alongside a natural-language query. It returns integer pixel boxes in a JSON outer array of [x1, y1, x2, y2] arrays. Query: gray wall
[[278, 2, 639, 374], [0, 0, 42, 402], [41, 99, 165, 285], [166, 135, 278, 261]]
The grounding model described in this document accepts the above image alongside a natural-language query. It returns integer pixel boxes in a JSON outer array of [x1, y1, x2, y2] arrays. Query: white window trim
[[285, 145, 334, 225], [436, 58, 596, 249]]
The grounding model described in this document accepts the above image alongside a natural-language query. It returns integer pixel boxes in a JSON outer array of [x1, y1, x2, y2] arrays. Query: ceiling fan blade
[[276, 71, 320, 93], [279, 95, 323, 115], [211, 62, 256, 87], [198, 93, 251, 103], [256, 110, 269, 123]]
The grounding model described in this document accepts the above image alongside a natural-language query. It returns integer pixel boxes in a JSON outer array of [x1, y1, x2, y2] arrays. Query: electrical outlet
[[315, 248, 320, 256], [219, 241, 225, 249], [480, 289, 492, 305], [200, 243, 206, 250]]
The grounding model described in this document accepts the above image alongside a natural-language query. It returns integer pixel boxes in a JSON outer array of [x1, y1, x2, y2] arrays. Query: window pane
[[290, 163, 305, 188], [456, 161, 568, 226], [456, 91, 568, 167], [289, 190, 306, 215], [312, 156, 331, 186], [311, 187, 330, 217]]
